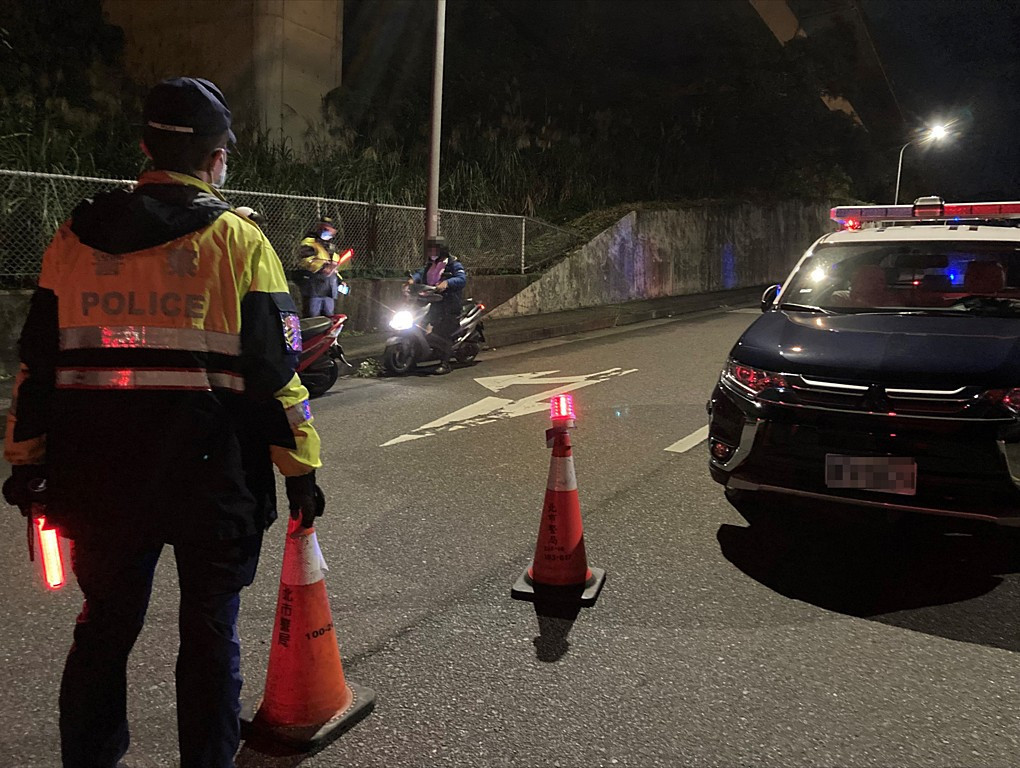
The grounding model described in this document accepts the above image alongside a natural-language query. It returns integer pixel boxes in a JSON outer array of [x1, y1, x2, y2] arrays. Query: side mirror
[[760, 284, 781, 312]]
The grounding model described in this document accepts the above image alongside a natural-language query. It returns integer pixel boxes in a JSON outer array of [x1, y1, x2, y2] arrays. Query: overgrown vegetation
[[355, 358, 383, 378], [0, 0, 145, 177], [1, 0, 883, 228]]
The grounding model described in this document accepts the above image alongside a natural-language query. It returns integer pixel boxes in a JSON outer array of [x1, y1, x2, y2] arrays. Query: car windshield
[[780, 239, 1020, 315]]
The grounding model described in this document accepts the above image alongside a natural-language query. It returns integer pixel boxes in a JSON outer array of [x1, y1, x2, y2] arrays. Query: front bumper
[[707, 378, 1020, 526]]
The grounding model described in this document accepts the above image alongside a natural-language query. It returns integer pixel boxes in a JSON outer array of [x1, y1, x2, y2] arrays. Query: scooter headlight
[[390, 310, 414, 331]]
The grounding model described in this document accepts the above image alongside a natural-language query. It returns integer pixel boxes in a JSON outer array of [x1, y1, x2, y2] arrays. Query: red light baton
[[33, 514, 65, 590], [25, 479, 65, 590]]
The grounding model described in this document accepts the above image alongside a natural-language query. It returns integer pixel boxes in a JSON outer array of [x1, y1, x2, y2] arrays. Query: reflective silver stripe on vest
[[60, 326, 241, 356], [55, 367, 244, 393], [285, 400, 313, 427]]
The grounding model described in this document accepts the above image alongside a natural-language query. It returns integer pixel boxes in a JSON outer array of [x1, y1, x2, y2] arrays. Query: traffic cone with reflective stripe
[[512, 394, 606, 606], [242, 517, 374, 751]]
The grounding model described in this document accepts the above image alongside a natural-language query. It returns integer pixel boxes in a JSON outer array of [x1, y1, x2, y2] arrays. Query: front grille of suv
[[786, 375, 984, 418]]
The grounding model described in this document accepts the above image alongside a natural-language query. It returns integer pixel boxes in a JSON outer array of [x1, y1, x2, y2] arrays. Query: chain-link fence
[[0, 169, 583, 284]]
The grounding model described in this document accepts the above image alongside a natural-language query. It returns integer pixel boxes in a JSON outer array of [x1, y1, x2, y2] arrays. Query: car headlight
[[389, 311, 414, 331], [722, 359, 788, 396]]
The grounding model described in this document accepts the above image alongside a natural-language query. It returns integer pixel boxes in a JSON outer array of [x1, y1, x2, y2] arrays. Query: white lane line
[[665, 425, 709, 454]]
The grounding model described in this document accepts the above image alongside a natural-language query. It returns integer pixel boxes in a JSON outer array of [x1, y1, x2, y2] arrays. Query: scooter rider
[[406, 236, 467, 375], [297, 218, 341, 317]]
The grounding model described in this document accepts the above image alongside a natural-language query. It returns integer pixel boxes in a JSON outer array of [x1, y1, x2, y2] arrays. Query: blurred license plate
[[824, 454, 916, 496]]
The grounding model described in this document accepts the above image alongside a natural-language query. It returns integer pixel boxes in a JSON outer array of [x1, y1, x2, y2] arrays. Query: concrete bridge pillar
[[102, 0, 343, 151]]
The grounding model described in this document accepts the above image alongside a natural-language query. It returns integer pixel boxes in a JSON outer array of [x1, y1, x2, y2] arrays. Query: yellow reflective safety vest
[[4, 171, 321, 541], [297, 237, 339, 275]]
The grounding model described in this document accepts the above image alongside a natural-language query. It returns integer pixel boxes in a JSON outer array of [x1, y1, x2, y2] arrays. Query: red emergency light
[[831, 197, 1020, 229], [943, 202, 1020, 218], [337, 248, 354, 266], [35, 516, 65, 590], [550, 393, 576, 422]]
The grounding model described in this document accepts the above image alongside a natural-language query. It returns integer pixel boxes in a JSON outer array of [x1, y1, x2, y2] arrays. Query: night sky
[[860, 0, 1020, 201]]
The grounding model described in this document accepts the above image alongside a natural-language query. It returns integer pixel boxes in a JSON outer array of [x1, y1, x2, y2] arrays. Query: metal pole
[[894, 141, 911, 204], [425, 0, 447, 245], [520, 217, 526, 275]]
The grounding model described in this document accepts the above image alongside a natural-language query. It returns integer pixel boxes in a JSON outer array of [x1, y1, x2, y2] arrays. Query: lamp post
[[425, 0, 447, 243], [894, 124, 949, 204]]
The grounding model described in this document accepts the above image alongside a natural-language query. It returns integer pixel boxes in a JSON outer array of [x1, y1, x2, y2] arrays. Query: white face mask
[[211, 150, 227, 188]]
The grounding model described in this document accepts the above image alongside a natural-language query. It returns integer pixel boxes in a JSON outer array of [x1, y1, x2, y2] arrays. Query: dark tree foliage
[[0, 0, 882, 219], [332, 0, 879, 217], [0, 0, 145, 175]]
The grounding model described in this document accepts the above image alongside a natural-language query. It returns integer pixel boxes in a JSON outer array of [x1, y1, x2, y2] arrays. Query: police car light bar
[[831, 197, 1020, 228]]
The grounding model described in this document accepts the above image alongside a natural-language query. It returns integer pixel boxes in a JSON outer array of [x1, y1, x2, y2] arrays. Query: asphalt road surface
[[2, 308, 1019, 768]]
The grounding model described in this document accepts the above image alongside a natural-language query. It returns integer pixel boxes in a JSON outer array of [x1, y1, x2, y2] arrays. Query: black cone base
[[241, 681, 376, 752], [511, 565, 606, 607]]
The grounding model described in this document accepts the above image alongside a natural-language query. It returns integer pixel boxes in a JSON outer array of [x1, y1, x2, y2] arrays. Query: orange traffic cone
[[512, 394, 606, 606], [242, 517, 375, 751]]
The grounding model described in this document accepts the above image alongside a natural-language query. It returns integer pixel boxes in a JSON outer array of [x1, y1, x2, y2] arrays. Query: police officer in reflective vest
[[296, 218, 342, 316], [2, 77, 325, 768]]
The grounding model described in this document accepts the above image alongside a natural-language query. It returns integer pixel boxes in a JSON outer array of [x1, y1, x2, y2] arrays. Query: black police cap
[[143, 77, 236, 144]]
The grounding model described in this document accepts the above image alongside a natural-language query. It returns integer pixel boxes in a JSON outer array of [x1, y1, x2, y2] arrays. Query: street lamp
[[894, 124, 949, 204], [425, 0, 447, 243]]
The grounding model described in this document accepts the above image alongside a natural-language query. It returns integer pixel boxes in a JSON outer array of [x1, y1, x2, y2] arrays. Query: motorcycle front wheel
[[301, 357, 339, 398], [383, 341, 416, 375], [455, 341, 481, 364]]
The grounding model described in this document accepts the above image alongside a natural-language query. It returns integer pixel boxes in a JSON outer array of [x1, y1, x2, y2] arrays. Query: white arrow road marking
[[474, 370, 606, 393], [381, 367, 638, 446], [665, 425, 709, 454], [381, 396, 513, 446]]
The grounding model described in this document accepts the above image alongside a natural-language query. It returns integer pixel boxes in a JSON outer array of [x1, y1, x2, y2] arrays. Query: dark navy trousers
[[307, 295, 336, 317], [59, 532, 263, 768]]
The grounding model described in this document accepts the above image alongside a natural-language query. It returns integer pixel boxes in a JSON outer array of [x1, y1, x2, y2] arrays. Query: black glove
[[285, 472, 325, 529], [3, 465, 47, 517]]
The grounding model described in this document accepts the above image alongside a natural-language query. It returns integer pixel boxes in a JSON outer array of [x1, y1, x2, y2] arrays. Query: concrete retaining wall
[[489, 202, 830, 317]]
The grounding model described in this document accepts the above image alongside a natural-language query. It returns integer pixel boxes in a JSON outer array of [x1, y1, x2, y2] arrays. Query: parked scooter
[[297, 299, 350, 398], [292, 236, 354, 398], [235, 205, 352, 397], [382, 284, 486, 375]]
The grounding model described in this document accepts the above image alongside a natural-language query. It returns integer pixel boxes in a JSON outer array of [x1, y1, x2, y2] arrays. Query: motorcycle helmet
[[425, 235, 449, 261], [310, 217, 337, 243]]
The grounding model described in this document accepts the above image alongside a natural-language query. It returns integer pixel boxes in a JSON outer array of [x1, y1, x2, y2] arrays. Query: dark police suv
[[708, 197, 1020, 529]]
